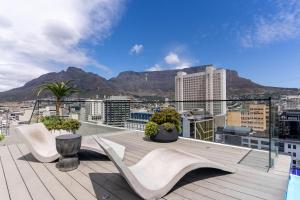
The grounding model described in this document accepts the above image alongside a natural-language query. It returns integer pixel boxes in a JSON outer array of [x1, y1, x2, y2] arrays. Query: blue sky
[[0, 0, 300, 91], [86, 0, 300, 88]]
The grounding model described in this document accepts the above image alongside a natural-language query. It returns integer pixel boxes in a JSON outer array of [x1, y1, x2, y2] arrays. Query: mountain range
[[0, 66, 298, 101]]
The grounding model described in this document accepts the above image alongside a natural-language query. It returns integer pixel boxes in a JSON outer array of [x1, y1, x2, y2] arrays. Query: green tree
[[36, 81, 79, 115]]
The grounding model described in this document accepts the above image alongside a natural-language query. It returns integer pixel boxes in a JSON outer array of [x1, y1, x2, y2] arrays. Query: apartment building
[[241, 104, 269, 133], [85, 100, 103, 121], [282, 95, 300, 110], [227, 104, 269, 133], [103, 96, 130, 126], [175, 66, 226, 115]]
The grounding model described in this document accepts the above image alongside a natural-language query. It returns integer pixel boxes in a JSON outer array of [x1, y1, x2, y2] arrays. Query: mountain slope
[[0, 67, 121, 101], [0, 66, 298, 101]]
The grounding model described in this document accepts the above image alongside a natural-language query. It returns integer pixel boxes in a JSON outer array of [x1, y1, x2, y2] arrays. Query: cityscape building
[[175, 66, 226, 115]]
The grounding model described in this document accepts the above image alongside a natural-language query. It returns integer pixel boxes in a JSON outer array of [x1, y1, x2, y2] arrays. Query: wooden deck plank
[[79, 160, 141, 200], [0, 156, 10, 200], [67, 168, 120, 200], [44, 162, 97, 200], [17, 144, 76, 200], [163, 193, 191, 200], [8, 145, 54, 200], [0, 146, 32, 200], [105, 134, 287, 200], [108, 133, 252, 165], [106, 148, 264, 200], [0, 131, 289, 200]]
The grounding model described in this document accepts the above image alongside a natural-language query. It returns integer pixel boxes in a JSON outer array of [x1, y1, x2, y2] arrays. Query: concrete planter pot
[[56, 134, 82, 171], [150, 125, 178, 143]]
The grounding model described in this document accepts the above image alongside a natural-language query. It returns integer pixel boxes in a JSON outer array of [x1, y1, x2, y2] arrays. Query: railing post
[[268, 97, 272, 169], [37, 100, 40, 123]]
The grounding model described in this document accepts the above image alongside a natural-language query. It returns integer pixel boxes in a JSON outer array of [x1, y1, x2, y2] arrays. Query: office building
[[85, 100, 103, 121], [103, 96, 130, 126], [227, 104, 269, 133], [283, 95, 300, 110], [125, 112, 153, 131], [227, 111, 242, 127], [279, 110, 300, 140], [181, 110, 214, 141], [175, 66, 226, 115], [215, 126, 270, 150], [241, 104, 269, 133], [279, 140, 300, 169]]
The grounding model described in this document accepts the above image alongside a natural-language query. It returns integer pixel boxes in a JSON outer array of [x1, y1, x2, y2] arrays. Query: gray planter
[[150, 125, 178, 143], [56, 134, 82, 172]]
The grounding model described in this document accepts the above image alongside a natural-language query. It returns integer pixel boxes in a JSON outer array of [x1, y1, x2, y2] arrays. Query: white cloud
[[130, 44, 143, 55], [241, 1, 300, 47], [146, 64, 162, 71], [147, 51, 195, 71], [0, 0, 125, 91], [163, 51, 192, 69], [164, 52, 180, 65]]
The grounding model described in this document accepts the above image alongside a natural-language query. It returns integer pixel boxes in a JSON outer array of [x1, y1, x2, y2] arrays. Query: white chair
[[15, 123, 125, 162], [94, 136, 235, 200]]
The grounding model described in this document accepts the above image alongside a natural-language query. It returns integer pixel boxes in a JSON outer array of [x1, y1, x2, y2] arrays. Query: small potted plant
[[145, 108, 181, 142]]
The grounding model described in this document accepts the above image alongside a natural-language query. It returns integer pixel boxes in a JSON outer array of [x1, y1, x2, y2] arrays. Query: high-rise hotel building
[[175, 66, 226, 115]]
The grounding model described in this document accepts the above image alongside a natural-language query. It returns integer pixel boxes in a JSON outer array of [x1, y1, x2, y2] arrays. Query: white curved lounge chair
[[15, 123, 125, 163], [94, 137, 235, 200]]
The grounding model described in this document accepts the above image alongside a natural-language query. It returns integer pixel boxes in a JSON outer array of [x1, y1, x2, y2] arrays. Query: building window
[[242, 139, 249, 143], [250, 139, 258, 144], [261, 141, 269, 146], [293, 152, 296, 157], [293, 145, 296, 149], [293, 160, 296, 165], [288, 144, 291, 149]]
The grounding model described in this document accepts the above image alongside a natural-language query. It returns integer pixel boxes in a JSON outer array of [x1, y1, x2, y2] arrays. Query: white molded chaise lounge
[[15, 123, 125, 163], [94, 137, 235, 200]]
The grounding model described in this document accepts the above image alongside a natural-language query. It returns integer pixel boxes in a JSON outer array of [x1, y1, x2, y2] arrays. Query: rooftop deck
[[0, 131, 290, 200]]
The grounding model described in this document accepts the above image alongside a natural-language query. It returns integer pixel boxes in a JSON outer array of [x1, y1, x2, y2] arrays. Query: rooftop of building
[[0, 128, 290, 200]]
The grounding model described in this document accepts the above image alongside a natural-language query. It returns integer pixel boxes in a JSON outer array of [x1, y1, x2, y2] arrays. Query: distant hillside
[[0, 66, 298, 101], [0, 67, 121, 101]]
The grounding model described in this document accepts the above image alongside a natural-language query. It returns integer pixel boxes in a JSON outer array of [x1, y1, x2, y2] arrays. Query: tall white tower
[[175, 66, 226, 115]]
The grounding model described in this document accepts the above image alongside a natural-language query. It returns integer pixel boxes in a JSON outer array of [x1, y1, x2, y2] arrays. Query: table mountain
[[0, 66, 298, 101]]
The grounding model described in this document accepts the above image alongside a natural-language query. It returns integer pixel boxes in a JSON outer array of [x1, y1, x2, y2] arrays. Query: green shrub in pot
[[0, 133, 5, 141], [162, 122, 175, 132], [41, 116, 81, 134], [62, 119, 81, 134], [150, 108, 181, 132], [144, 121, 159, 137]]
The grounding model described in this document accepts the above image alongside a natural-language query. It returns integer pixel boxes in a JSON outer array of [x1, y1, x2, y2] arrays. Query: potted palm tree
[[36, 80, 79, 115], [145, 108, 181, 143], [36, 81, 81, 169]]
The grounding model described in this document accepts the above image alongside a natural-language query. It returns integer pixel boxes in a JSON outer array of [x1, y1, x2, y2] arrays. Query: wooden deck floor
[[0, 131, 290, 200]]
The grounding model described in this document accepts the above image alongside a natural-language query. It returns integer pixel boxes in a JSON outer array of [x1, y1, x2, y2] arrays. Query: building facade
[[124, 112, 153, 131], [241, 104, 269, 133], [215, 126, 270, 150], [85, 100, 103, 121], [227, 104, 269, 133], [181, 110, 215, 141], [175, 66, 226, 115], [279, 110, 300, 140], [103, 96, 130, 126]]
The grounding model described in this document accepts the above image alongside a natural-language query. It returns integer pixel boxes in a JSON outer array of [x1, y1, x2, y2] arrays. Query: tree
[[36, 81, 79, 115]]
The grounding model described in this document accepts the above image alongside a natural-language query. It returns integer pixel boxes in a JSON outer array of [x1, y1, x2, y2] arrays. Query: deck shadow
[[89, 168, 231, 199], [17, 150, 110, 163]]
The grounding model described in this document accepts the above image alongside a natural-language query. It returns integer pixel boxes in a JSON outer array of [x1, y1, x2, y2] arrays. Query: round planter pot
[[56, 134, 82, 172], [150, 125, 178, 143]]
